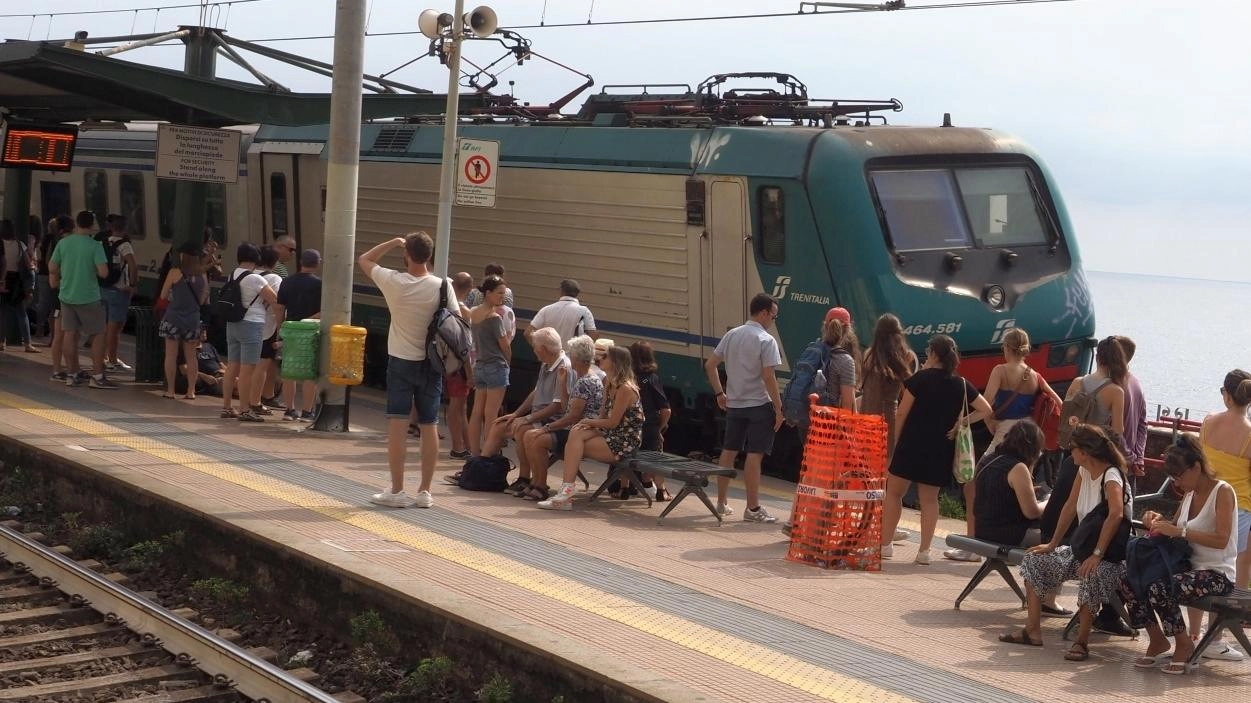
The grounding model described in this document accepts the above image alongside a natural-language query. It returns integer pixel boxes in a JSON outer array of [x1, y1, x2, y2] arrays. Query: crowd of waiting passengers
[[7, 225, 1250, 672]]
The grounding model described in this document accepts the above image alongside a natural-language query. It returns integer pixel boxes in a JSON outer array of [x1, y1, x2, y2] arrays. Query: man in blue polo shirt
[[705, 293, 783, 523]]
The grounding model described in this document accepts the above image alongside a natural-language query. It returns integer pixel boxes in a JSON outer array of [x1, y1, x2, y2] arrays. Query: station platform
[[1, 345, 1247, 702]]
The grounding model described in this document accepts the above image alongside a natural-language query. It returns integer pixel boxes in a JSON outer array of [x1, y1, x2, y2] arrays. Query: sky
[[6, 0, 1250, 283]]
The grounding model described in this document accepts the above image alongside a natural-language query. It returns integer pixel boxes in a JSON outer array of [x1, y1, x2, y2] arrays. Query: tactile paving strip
[[0, 381, 1035, 703]]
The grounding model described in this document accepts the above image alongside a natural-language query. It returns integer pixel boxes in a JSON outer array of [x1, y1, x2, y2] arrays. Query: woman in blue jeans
[[467, 275, 511, 456], [221, 243, 277, 422]]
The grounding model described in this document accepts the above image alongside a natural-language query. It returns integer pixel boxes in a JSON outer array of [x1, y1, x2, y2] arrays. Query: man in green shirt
[[49, 211, 116, 389]]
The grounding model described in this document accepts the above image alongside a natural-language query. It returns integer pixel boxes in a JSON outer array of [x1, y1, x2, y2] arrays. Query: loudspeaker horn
[[418, 9, 453, 39], [463, 6, 498, 38]]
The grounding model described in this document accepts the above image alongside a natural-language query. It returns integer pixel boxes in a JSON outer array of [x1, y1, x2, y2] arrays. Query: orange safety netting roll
[[786, 394, 889, 571]]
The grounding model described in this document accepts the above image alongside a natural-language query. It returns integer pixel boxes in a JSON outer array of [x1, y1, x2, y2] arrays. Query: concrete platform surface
[[1, 346, 1247, 702]]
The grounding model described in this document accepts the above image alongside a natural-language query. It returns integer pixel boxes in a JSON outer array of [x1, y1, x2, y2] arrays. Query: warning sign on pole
[[455, 138, 498, 208]]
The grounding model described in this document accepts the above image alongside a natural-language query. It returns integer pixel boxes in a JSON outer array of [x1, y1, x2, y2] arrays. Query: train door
[[260, 154, 300, 247], [40, 182, 70, 224], [707, 179, 748, 335]]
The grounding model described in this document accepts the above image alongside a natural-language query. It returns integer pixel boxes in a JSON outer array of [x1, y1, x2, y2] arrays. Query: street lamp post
[[419, 4, 498, 277]]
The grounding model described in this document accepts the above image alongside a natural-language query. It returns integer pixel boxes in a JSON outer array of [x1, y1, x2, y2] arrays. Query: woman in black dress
[[880, 335, 993, 564]]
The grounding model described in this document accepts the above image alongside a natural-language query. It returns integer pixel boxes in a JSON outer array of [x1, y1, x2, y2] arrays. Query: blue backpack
[[782, 340, 839, 425], [1123, 535, 1191, 601]]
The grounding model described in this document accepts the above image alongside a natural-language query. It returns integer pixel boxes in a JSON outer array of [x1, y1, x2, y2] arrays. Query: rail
[[0, 523, 339, 703]]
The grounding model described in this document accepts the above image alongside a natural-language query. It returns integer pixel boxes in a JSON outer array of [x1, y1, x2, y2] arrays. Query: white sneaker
[[537, 483, 575, 511], [370, 490, 416, 508], [915, 550, 931, 565], [942, 548, 982, 563], [716, 502, 733, 517], [893, 528, 909, 542], [642, 484, 657, 501], [413, 490, 433, 509], [743, 506, 777, 523], [880, 544, 893, 559], [1201, 641, 1245, 661]]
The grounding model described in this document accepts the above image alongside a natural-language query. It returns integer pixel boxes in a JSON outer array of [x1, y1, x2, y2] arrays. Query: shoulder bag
[[1071, 466, 1132, 562], [952, 384, 977, 484]]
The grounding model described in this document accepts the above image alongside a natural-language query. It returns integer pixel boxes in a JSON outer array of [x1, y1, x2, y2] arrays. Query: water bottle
[[813, 368, 827, 397]]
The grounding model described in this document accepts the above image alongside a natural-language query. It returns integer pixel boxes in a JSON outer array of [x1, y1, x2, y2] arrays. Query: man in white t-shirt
[[358, 232, 459, 509], [526, 279, 597, 346]]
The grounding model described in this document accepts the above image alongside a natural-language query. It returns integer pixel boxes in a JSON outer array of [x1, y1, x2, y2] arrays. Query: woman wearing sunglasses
[[1122, 434, 1238, 674]]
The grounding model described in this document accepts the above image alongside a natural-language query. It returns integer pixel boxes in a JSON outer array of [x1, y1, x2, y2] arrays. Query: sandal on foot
[[1161, 661, 1192, 675], [998, 628, 1043, 647], [1134, 653, 1172, 669], [183, 395, 196, 400], [654, 488, 672, 502], [1064, 642, 1090, 661], [220, 408, 238, 418], [161, 393, 177, 399]]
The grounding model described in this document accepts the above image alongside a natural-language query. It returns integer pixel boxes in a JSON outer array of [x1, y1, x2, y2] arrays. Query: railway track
[[0, 522, 342, 703]]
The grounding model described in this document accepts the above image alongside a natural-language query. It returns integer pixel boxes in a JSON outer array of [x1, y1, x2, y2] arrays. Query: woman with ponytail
[[1185, 369, 1251, 661], [860, 313, 917, 458], [1000, 424, 1130, 661]]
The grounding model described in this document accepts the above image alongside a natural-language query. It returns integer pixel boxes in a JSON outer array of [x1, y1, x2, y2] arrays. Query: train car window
[[758, 186, 785, 263], [158, 181, 229, 244], [83, 170, 108, 226], [119, 173, 145, 239], [270, 173, 288, 238], [955, 167, 1049, 248], [870, 170, 970, 252]]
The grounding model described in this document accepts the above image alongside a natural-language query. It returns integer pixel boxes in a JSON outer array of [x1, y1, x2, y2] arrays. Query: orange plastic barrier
[[785, 394, 889, 571]]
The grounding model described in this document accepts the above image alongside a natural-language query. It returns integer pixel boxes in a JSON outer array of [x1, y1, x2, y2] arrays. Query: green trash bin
[[281, 320, 320, 381], [131, 306, 165, 383]]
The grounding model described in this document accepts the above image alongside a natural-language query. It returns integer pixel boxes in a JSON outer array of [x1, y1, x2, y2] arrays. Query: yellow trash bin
[[328, 324, 367, 386]]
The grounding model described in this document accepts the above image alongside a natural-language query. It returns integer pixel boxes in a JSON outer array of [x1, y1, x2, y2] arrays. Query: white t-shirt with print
[[231, 267, 270, 324], [369, 267, 458, 362]]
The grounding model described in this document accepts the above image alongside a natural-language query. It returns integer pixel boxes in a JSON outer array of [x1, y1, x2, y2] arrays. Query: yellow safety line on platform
[[0, 392, 923, 703]]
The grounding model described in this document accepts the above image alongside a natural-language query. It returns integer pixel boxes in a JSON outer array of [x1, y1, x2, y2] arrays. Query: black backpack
[[458, 455, 513, 492], [99, 236, 129, 287], [212, 270, 260, 325], [425, 278, 472, 376]]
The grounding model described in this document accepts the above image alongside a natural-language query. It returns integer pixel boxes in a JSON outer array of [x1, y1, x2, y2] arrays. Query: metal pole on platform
[[310, 0, 366, 432], [431, 0, 465, 278]]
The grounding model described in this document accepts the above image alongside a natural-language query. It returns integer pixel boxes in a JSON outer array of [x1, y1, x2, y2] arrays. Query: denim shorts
[[723, 403, 777, 455], [386, 356, 443, 424], [226, 319, 265, 365], [1238, 508, 1251, 553], [473, 361, 509, 389], [100, 287, 131, 323]]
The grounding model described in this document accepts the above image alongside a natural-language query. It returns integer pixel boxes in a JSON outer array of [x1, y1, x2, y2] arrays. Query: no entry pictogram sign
[[455, 138, 499, 208]]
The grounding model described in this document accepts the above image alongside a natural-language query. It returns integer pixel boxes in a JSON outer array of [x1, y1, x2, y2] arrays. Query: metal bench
[[944, 534, 1028, 610], [588, 450, 737, 525], [1185, 588, 1251, 666]]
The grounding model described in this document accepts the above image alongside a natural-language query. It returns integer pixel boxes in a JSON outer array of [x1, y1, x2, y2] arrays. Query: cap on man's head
[[300, 249, 322, 268], [824, 307, 852, 325]]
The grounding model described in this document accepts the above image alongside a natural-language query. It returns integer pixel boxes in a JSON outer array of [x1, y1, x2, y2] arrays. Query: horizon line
[[1087, 269, 1251, 286]]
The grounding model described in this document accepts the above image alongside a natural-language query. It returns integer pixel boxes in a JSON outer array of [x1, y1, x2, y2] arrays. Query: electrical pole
[[431, 0, 465, 277], [312, 0, 366, 432]]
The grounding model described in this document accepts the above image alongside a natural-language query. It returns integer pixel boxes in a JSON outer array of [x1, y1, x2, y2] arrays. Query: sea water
[[1086, 271, 1251, 420]]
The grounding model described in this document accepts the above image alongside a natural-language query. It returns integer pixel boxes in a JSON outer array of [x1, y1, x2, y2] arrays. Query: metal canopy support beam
[[221, 35, 429, 95], [209, 33, 289, 93], [312, 0, 367, 433]]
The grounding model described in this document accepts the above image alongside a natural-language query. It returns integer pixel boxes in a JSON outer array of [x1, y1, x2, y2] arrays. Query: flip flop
[[998, 628, 1043, 647], [1064, 642, 1090, 661], [1161, 661, 1192, 675], [1133, 653, 1172, 669], [161, 393, 177, 399]]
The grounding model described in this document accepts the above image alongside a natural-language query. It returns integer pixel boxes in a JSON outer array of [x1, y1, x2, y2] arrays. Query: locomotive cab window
[[758, 186, 785, 263], [270, 173, 288, 238], [871, 165, 1052, 252]]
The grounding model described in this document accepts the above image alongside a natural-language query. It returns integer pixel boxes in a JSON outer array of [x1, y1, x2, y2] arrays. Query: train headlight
[[985, 285, 1006, 310]]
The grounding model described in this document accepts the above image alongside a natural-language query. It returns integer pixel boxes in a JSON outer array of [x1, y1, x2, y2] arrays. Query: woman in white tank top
[[1121, 434, 1238, 675]]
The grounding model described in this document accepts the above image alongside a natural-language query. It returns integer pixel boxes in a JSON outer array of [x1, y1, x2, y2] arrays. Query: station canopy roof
[[0, 40, 482, 127]]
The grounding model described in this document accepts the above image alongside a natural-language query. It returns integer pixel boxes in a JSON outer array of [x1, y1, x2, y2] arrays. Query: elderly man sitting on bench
[[489, 327, 575, 497]]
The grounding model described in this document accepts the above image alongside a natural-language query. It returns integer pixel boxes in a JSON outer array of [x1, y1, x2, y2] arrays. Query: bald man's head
[[452, 271, 474, 297]]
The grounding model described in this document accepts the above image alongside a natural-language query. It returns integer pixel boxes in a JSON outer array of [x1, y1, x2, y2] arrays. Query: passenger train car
[[24, 74, 1097, 469]]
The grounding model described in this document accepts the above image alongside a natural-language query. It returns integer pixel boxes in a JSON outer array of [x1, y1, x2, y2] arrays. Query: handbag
[[952, 388, 977, 484], [457, 455, 513, 492], [1031, 373, 1062, 451], [1071, 466, 1132, 562], [1124, 534, 1191, 601]]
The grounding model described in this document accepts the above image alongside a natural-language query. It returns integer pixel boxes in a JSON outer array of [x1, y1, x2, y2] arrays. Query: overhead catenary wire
[[0, 0, 266, 21]]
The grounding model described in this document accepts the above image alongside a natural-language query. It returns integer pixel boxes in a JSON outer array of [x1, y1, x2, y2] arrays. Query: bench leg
[[658, 484, 721, 525], [576, 469, 590, 490], [625, 469, 653, 508], [953, 559, 1025, 610], [588, 463, 631, 503], [1188, 610, 1251, 667], [1063, 594, 1135, 641]]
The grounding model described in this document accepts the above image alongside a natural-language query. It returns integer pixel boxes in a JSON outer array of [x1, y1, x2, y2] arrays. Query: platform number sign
[[455, 138, 499, 208]]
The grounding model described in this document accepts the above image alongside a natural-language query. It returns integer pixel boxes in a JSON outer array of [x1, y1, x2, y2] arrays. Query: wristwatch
[[1092, 547, 1104, 558]]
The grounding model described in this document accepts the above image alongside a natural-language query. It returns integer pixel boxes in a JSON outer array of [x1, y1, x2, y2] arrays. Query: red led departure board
[[1, 123, 78, 171]]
